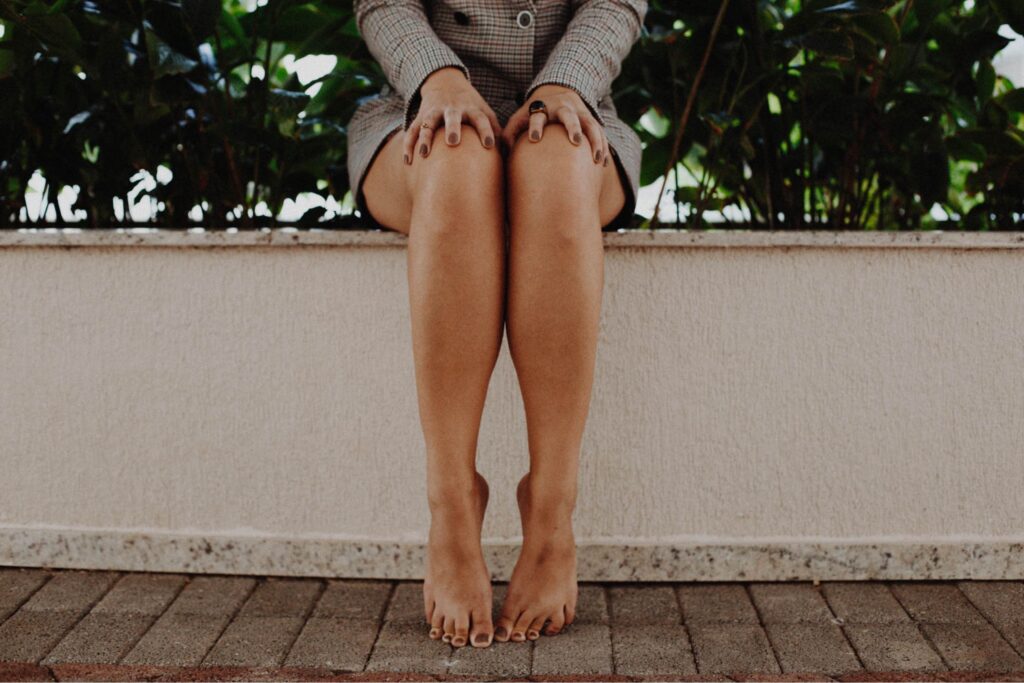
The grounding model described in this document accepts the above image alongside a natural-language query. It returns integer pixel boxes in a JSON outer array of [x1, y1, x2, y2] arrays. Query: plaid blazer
[[347, 0, 648, 228]]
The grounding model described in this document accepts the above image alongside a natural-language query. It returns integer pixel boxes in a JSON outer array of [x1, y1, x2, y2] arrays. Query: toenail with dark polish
[[429, 628, 439, 638], [512, 631, 525, 641], [474, 632, 490, 644], [495, 626, 508, 639], [527, 629, 539, 639]]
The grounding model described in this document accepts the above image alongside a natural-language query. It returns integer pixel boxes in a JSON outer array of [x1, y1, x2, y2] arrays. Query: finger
[[603, 131, 611, 167], [553, 106, 585, 146], [502, 111, 528, 151], [581, 116, 603, 164], [412, 108, 443, 161], [528, 111, 547, 142], [469, 110, 496, 150], [403, 119, 420, 166], [443, 107, 463, 146]]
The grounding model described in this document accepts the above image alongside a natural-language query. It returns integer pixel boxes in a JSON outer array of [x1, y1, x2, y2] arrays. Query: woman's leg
[[494, 130, 626, 642], [361, 123, 507, 648]]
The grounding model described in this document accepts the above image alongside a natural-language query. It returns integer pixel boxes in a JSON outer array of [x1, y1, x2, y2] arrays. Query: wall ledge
[[2, 227, 1024, 249], [3, 526, 1023, 581]]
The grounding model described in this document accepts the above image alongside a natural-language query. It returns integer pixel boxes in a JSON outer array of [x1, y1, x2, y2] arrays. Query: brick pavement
[[2, 568, 1024, 681]]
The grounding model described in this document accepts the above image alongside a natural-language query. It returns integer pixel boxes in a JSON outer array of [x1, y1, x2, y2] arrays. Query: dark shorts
[[355, 127, 638, 234]]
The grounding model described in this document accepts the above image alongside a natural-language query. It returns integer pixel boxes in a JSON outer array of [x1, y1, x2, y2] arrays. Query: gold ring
[[420, 122, 431, 129]]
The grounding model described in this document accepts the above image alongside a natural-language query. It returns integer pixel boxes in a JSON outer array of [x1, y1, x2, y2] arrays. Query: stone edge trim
[[2, 527, 1022, 581], [1, 228, 1024, 249]]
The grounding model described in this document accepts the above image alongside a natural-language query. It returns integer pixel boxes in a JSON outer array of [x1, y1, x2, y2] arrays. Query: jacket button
[[516, 9, 533, 28], [453, 10, 469, 25]]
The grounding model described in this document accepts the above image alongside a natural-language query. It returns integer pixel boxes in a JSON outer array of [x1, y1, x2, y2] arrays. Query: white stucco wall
[[1, 229, 1023, 580]]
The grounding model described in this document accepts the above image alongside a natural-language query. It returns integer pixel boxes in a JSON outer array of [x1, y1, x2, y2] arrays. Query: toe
[[494, 610, 516, 642], [470, 607, 493, 648], [429, 606, 444, 639], [527, 614, 547, 640], [451, 611, 470, 648], [511, 610, 536, 642], [442, 614, 454, 644], [543, 606, 566, 636]]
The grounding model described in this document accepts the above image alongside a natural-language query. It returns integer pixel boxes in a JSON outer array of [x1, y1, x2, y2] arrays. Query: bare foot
[[494, 471, 578, 642], [422, 470, 494, 648]]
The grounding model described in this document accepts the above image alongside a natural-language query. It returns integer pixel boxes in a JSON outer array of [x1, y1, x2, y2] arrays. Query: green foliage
[[628, 0, 1023, 228], [0, 0, 1020, 228]]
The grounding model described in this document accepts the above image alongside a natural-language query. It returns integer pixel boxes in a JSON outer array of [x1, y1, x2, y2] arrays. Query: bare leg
[[361, 123, 507, 648], [493, 129, 626, 642]]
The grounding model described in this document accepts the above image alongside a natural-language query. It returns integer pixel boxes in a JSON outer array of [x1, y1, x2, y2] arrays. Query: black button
[[514, 91, 524, 105], [453, 10, 470, 25]]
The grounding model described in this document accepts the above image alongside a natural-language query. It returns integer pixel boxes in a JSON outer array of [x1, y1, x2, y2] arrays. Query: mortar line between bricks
[[886, 580, 951, 671], [670, 582, 699, 675], [0, 568, 54, 629], [114, 572, 190, 664], [743, 582, 784, 675], [197, 574, 261, 667], [35, 570, 123, 665], [956, 581, 1024, 663], [279, 577, 328, 667], [362, 581, 398, 672], [816, 581, 867, 671]]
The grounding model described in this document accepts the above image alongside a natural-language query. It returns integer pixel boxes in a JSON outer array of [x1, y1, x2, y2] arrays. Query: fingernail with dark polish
[[573, 132, 582, 143], [420, 144, 428, 157], [403, 153, 410, 164], [595, 150, 602, 162], [484, 136, 494, 148], [449, 132, 458, 144], [530, 130, 539, 141]]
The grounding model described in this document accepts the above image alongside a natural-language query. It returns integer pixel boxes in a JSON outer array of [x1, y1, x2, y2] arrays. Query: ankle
[[426, 470, 486, 512]]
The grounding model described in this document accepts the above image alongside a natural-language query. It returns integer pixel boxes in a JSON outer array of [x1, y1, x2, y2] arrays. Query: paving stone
[[765, 623, 861, 675], [844, 623, 946, 672], [41, 613, 154, 664], [385, 582, 428, 624], [958, 582, 1024, 626], [20, 571, 120, 613], [0, 662, 54, 681], [120, 612, 232, 666], [688, 623, 780, 675], [997, 622, 1024, 657], [574, 584, 609, 624], [921, 623, 1024, 672], [531, 623, 612, 675], [748, 583, 835, 624], [164, 576, 256, 616], [0, 568, 50, 622], [238, 578, 323, 618], [282, 616, 378, 670], [445, 638, 531, 677], [0, 609, 83, 662], [677, 584, 759, 624], [90, 573, 186, 616], [607, 585, 681, 624], [313, 580, 392, 620], [889, 583, 988, 625], [202, 615, 305, 667], [365, 620, 450, 674], [610, 623, 696, 675], [821, 583, 911, 624]]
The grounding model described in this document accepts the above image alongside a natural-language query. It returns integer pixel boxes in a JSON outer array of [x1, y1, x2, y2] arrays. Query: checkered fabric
[[346, 0, 648, 229]]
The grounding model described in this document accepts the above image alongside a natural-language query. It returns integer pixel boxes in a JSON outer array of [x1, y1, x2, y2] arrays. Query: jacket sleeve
[[524, 0, 647, 127], [354, 0, 472, 131]]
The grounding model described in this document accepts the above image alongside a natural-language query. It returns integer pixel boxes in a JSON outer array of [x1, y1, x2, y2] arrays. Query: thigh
[[361, 126, 414, 235]]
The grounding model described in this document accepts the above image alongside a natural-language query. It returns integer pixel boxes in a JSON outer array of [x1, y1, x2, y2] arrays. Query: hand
[[500, 84, 609, 167], [404, 67, 502, 165]]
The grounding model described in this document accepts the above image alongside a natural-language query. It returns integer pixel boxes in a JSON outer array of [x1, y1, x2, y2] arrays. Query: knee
[[506, 129, 604, 242], [408, 123, 504, 232]]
